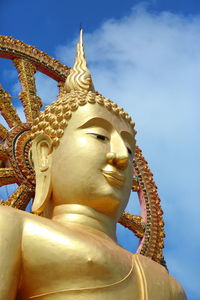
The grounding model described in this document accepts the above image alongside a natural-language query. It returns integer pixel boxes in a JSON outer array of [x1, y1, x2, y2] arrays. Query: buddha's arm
[[0, 206, 22, 300], [169, 274, 187, 300]]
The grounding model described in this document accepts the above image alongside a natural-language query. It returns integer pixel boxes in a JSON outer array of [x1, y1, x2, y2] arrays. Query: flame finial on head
[[64, 29, 95, 93]]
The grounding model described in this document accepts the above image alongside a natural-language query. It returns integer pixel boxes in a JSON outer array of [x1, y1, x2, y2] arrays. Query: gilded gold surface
[[0, 32, 186, 299], [0, 103, 186, 298]]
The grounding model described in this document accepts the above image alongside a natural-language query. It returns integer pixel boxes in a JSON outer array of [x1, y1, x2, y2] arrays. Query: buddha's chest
[[21, 221, 132, 297]]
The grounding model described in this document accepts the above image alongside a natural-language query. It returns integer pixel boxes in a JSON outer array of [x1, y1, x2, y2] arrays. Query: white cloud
[[56, 5, 200, 298]]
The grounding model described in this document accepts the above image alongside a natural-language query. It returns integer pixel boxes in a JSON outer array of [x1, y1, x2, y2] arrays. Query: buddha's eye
[[87, 133, 109, 141], [96, 134, 107, 141]]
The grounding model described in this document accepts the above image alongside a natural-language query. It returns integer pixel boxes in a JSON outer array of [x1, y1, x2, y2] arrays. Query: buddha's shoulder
[[0, 206, 32, 236], [0, 205, 49, 227], [132, 254, 186, 299], [0, 206, 72, 241], [132, 253, 168, 274], [0, 205, 29, 220], [168, 274, 187, 299]]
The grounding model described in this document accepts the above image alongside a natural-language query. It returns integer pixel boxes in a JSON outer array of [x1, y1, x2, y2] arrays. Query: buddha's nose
[[106, 152, 128, 170], [106, 132, 129, 169]]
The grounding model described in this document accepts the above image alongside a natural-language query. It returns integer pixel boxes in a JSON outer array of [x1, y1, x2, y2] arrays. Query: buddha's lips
[[101, 169, 125, 188]]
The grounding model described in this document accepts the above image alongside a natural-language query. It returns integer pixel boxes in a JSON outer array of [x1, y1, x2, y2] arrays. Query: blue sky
[[1, 1, 200, 299]]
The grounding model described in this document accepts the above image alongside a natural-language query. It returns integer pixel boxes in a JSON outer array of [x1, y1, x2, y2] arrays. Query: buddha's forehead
[[65, 103, 134, 136]]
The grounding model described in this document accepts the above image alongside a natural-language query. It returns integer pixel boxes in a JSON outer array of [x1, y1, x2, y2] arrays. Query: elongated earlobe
[[31, 134, 53, 214]]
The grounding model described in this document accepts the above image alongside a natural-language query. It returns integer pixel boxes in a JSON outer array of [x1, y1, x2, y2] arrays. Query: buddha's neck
[[52, 204, 117, 241]]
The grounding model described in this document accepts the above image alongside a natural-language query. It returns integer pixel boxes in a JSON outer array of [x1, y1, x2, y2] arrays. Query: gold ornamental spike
[[65, 29, 95, 93]]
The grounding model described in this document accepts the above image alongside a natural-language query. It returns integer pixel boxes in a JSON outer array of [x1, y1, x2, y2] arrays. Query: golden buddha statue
[[0, 31, 186, 299]]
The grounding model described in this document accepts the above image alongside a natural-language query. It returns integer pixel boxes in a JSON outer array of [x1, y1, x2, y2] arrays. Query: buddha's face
[[51, 103, 135, 220]]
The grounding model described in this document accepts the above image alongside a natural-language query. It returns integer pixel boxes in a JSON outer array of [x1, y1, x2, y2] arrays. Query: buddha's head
[[31, 30, 136, 221]]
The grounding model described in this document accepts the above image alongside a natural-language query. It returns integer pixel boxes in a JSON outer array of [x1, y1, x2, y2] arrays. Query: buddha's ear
[[31, 134, 53, 214]]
